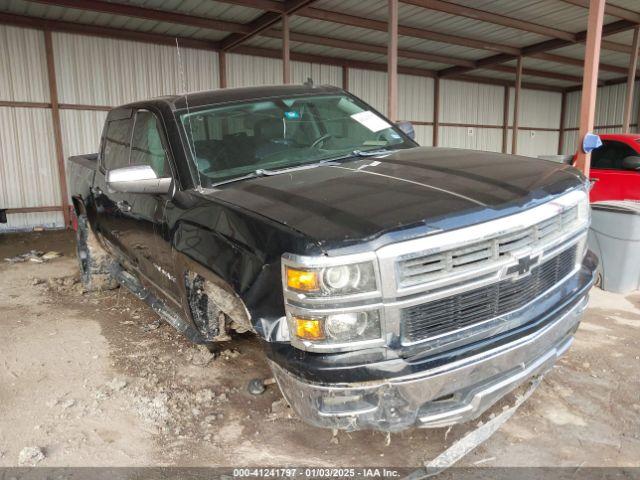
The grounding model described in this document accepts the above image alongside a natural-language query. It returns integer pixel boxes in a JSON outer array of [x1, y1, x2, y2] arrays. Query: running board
[[113, 266, 203, 344]]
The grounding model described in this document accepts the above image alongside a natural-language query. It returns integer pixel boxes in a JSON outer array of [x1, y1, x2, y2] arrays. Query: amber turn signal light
[[286, 267, 319, 292], [293, 316, 325, 340]]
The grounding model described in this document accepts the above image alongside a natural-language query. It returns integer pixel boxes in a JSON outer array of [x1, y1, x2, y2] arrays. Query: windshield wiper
[[351, 148, 394, 157], [253, 159, 338, 176], [208, 149, 395, 188], [319, 147, 395, 164], [209, 159, 338, 188]]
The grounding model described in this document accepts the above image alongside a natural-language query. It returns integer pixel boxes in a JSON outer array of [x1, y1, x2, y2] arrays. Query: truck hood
[[208, 147, 584, 252]]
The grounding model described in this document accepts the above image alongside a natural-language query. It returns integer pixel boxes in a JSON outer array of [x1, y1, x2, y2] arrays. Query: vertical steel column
[[44, 30, 70, 229], [282, 14, 291, 84], [623, 26, 640, 133], [433, 77, 440, 146], [558, 91, 567, 154], [502, 85, 509, 153], [575, 0, 605, 177], [511, 56, 523, 155], [219, 51, 227, 88], [342, 65, 349, 91], [387, 0, 398, 122]]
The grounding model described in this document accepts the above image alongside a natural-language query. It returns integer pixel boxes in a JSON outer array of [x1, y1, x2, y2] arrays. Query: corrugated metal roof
[[442, 0, 615, 34], [1, 0, 639, 88], [502, 57, 620, 82], [473, 68, 568, 87]]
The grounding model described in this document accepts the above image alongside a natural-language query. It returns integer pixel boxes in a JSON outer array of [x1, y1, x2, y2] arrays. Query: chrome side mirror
[[396, 121, 416, 141], [106, 165, 171, 194]]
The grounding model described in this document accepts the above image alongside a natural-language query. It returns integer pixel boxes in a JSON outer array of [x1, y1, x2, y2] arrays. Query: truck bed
[[69, 153, 98, 170], [68, 153, 99, 209]]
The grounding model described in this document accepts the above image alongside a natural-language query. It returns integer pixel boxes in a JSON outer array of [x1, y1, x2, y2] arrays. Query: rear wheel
[[76, 215, 119, 291]]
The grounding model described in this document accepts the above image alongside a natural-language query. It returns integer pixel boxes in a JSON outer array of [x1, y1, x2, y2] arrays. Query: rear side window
[[130, 111, 170, 177], [591, 140, 637, 170], [103, 117, 133, 170]]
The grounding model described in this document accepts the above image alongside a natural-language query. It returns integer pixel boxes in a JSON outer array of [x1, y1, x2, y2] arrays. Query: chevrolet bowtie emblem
[[507, 254, 539, 276]]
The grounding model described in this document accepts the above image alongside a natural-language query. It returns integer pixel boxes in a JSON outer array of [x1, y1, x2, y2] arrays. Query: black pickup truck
[[68, 84, 596, 432]]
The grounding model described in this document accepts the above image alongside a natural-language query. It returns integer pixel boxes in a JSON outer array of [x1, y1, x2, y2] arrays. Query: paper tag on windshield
[[351, 111, 391, 132]]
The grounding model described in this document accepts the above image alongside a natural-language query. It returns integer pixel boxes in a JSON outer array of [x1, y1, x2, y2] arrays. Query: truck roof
[[120, 84, 344, 111]]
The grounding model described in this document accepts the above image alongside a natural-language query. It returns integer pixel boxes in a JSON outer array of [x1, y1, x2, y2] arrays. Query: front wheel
[[75, 215, 119, 292]]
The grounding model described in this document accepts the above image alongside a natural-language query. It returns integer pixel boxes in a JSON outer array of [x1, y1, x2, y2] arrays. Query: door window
[[591, 140, 637, 170], [130, 111, 170, 177], [103, 117, 133, 170]]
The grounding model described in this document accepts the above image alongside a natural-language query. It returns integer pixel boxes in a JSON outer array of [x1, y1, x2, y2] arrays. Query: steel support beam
[[402, 0, 576, 41], [43, 30, 70, 229], [282, 14, 290, 84], [433, 77, 440, 146], [0, 13, 563, 93], [531, 52, 626, 75], [439, 19, 635, 78], [511, 56, 523, 155], [342, 65, 349, 91], [623, 27, 640, 133], [30, 0, 248, 34], [575, 0, 606, 177], [558, 91, 567, 154], [262, 29, 580, 83], [560, 0, 640, 24], [220, 0, 315, 51], [502, 85, 509, 154], [388, 0, 399, 123], [219, 51, 227, 88], [26, 0, 639, 76]]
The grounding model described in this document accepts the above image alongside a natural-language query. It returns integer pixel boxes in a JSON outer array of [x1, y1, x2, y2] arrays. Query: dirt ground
[[0, 230, 639, 469]]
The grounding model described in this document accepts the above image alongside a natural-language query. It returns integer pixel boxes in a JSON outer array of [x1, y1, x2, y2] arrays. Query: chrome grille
[[397, 205, 578, 288], [401, 245, 577, 343]]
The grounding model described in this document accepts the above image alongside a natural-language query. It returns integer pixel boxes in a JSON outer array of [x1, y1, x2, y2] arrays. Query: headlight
[[289, 310, 381, 344], [285, 261, 377, 297], [282, 253, 383, 351]]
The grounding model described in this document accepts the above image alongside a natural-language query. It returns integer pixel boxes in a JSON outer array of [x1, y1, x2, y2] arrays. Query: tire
[[76, 215, 119, 291]]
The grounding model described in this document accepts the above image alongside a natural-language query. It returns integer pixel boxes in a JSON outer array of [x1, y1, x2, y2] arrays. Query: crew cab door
[[119, 109, 181, 302], [94, 109, 138, 259], [590, 140, 640, 202]]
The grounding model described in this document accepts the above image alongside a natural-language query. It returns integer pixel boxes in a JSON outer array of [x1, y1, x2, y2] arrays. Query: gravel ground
[[0, 230, 638, 469]]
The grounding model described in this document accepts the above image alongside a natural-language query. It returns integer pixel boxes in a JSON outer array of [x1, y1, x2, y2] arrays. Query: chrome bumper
[[270, 294, 589, 432]]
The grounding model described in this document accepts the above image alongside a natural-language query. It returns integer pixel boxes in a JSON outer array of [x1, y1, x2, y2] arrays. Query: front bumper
[[270, 254, 595, 432]]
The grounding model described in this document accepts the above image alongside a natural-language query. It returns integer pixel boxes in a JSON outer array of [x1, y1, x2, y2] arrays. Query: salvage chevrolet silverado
[[68, 85, 597, 432]]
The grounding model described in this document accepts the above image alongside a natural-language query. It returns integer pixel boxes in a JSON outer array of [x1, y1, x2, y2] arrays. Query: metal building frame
[[0, 0, 637, 224]]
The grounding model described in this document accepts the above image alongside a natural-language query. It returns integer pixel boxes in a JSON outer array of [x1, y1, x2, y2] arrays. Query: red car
[[575, 133, 640, 202]]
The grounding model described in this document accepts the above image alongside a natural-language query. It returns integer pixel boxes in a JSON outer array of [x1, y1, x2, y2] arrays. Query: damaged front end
[[266, 188, 596, 432], [269, 289, 589, 432]]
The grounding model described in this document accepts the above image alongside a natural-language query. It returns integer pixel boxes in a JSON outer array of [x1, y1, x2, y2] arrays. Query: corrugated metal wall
[[53, 33, 220, 106], [507, 88, 562, 157], [348, 70, 436, 146], [0, 107, 62, 231], [0, 26, 63, 232], [291, 61, 342, 87], [1, 25, 569, 232], [561, 82, 640, 155], [439, 80, 504, 152], [0, 25, 49, 103]]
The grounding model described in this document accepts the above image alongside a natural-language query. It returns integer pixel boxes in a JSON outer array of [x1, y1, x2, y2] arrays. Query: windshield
[[178, 93, 416, 187]]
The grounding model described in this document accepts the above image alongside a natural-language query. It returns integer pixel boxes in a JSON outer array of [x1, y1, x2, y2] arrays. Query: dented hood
[[209, 147, 584, 251]]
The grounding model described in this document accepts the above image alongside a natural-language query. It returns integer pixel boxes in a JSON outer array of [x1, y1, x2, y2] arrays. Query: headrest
[[255, 118, 284, 140]]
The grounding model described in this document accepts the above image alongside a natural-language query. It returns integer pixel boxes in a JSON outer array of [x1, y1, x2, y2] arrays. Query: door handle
[[590, 177, 599, 181], [116, 200, 132, 212]]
